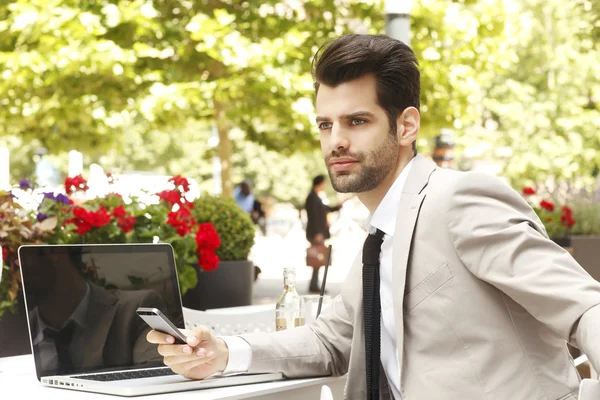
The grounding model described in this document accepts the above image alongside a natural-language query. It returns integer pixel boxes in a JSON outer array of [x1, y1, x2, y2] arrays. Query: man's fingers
[[163, 350, 216, 367], [147, 329, 176, 344], [186, 326, 213, 346], [168, 357, 219, 380]]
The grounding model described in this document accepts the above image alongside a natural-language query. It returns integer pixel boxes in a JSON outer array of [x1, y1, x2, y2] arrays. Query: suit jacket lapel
[[391, 155, 436, 384]]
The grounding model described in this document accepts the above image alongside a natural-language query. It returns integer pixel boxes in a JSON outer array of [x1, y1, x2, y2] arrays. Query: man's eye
[[351, 119, 366, 126], [318, 122, 333, 130]]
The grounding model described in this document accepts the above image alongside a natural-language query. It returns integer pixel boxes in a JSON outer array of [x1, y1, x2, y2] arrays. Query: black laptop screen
[[18, 244, 184, 379]]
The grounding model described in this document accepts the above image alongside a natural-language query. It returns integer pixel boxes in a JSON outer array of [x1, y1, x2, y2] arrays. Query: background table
[[0, 355, 346, 400]]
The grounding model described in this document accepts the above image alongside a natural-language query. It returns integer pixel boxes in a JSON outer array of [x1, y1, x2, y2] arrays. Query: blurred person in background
[[305, 174, 342, 293], [233, 179, 254, 215]]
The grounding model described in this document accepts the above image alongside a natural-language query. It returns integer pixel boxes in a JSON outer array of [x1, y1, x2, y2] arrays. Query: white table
[[0, 355, 346, 399]]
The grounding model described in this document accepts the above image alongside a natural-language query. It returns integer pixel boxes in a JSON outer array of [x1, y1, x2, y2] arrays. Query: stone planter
[[0, 295, 31, 357], [182, 260, 253, 310]]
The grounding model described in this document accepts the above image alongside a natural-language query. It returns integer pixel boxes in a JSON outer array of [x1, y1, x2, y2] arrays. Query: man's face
[[315, 74, 399, 193]]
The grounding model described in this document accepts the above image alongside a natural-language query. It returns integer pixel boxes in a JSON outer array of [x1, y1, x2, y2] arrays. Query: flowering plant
[[0, 174, 224, 317], [522, 187, 575, 239], [0, 189, 56, 317]]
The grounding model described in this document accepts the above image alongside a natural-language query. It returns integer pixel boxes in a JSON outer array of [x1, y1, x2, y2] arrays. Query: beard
[[325, 133, 399, 193]]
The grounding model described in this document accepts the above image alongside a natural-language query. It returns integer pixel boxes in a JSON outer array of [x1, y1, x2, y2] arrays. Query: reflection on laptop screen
[[19, 244, 183, 379]]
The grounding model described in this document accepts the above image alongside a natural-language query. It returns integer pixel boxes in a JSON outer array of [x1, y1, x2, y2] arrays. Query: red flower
[[65, 175, 89, 194], [169, 175, 190, 193], [522, 187, 536, 196], [546, 217, 553, 222], [195, 223, 221, 251], [540, 200, 555, 212], [2, 247, 8, 262], [112, 205, 127, 218], [157, 190, 183, 206], [117, 216, 137, 233], [67, 206, 111, 234], [88, 207, 111, 228], [560, 215, 576, 228], [561, 206, 573, 216], [198, 249, 220, 271], [167, 207, 195, 237]]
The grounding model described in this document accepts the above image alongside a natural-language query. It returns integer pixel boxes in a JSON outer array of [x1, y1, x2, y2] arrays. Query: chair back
[[579, 379, 600, 400], [320, 384, 334, 400], [183, 306, 275, 335]]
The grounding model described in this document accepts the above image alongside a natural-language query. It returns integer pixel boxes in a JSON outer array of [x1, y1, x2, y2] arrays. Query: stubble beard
[[326, 134, 399, 193]]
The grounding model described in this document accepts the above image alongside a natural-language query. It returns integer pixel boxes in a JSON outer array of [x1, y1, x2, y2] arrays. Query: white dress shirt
[[366, 158, 414, 399], [222, 159, 415, 400]]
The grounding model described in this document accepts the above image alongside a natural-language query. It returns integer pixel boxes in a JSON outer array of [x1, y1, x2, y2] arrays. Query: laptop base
[[41, 372, 284, 397]]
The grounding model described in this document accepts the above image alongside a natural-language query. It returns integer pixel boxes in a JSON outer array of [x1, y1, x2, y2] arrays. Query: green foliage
[[230, 134, 326, 207], [0, 0, 383, 155], [191, 195, 255, 261], [2, 0, 598, 194], [471, 0, 600, 188]]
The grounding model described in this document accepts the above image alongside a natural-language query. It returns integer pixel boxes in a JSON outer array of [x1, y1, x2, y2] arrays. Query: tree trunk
[[214, 100, 233, 198]]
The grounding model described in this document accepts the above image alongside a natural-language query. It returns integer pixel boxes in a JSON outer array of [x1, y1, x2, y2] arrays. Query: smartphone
[[136, 307, 188, 344]]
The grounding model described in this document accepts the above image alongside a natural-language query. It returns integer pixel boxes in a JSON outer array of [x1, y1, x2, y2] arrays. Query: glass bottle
[[275, 267, 304, 331]]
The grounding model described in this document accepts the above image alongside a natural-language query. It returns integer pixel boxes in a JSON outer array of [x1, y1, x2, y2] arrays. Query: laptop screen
[[18, 244, 184, 379]]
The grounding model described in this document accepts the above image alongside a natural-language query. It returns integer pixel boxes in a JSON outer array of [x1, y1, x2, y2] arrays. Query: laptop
[[18, 243, 282, 396]]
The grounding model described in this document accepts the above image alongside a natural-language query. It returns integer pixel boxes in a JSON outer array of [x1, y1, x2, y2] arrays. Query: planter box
[[182, 260, 253, 311], [0, 296, 31, 357], [571, 235, 600, 282]]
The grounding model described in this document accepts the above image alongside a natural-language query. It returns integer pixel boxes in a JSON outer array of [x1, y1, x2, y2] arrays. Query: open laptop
[[18, 243, 282, 396]]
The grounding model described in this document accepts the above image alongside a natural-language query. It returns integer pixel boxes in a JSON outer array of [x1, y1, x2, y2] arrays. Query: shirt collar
[[367, 158, 415, 237]]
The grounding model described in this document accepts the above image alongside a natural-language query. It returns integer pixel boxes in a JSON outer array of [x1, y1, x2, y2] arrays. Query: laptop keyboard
[[72, 367, 176, 381]]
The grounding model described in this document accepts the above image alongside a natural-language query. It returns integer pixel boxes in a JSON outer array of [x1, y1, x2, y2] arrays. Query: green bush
[[191, 195, 255, 261]]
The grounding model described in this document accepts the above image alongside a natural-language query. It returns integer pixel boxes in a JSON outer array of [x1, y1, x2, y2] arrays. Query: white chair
[[579, 379, 600, 399], [182, 306, 275, 336], [320, 384, 334, 400]]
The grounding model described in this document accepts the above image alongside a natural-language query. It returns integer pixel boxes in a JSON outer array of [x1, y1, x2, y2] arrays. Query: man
[[233, 179, 255, 214], [148, 34, 600, 399], [305, 174, 342, 292]]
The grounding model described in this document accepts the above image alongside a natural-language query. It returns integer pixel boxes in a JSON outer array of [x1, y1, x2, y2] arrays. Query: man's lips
[[329, 159, 358, 172]]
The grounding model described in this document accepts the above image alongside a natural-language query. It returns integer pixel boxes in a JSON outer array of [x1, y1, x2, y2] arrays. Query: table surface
[[0, 355, 344, 400]]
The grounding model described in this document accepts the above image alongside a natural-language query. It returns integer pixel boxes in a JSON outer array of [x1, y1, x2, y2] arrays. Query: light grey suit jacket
[[241, 155, 600, 399]]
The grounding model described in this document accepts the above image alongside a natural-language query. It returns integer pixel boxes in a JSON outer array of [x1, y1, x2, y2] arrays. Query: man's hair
[[312, 34, 419, 154], [312, 175, 326, 188]]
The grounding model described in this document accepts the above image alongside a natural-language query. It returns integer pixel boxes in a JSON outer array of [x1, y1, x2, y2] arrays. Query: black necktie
[[45, 321, 76, 374], [363, 229, 385, 400]]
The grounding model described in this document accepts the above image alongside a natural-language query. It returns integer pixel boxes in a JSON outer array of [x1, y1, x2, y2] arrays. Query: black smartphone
[[136, 307, 188, 344]]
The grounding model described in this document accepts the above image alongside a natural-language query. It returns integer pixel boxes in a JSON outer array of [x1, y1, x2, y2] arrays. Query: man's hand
[[146, 326, 229, 380]]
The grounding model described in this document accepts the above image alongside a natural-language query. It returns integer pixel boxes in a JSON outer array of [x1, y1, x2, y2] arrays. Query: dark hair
[[312, 175, 326, 188], [312, 34, 419, 154]]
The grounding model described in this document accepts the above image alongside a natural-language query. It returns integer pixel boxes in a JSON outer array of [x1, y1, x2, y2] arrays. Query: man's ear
[[396, 107, 420, 147]]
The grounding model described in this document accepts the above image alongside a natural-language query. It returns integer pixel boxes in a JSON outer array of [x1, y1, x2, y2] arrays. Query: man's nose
[[330, 123, 350, 151]]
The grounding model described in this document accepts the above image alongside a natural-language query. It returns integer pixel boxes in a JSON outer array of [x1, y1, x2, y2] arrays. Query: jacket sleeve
[[445, 172, 600, 373], [240, 292, 354, 378]]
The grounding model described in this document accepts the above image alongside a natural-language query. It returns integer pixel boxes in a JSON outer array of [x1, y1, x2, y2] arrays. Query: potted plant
[[182, 195, 256, 310], [0, 186, 56, 357], [522, 186, 600, 282], [521, 186, 575, 247], [0, 175, 223, 320]]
